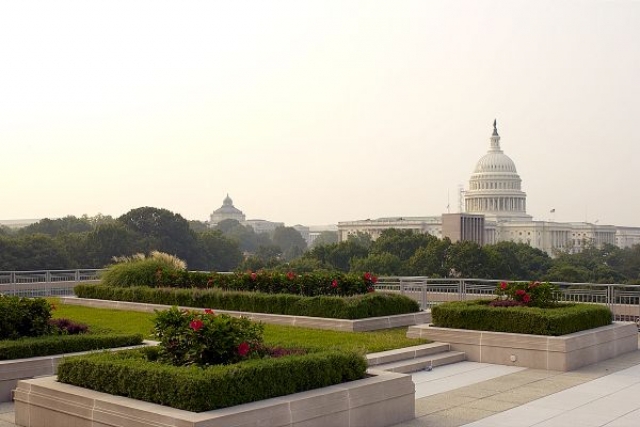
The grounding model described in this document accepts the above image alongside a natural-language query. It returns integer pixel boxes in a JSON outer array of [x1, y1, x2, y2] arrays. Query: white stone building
[[209, 194, 246, 227], [338, 121, 640, 254]]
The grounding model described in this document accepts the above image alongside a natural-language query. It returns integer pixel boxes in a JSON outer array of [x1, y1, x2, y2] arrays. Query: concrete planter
[[0, 344, 148, 403], [14, 369, 415, 427], [407, 322, 638, 371], [62, 297, 431, 332]]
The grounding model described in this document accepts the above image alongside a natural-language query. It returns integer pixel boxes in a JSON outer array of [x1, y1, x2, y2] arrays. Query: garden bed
[[14, 368, 415, 427], [61, 297, 431, 331], [0, 336, 146, 402]]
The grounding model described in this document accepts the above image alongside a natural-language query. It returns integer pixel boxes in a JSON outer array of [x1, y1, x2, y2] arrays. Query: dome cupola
[[464, 121, 532, 221]]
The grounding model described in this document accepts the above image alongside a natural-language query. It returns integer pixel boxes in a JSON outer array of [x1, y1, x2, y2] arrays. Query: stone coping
[[407, 322, 638, 371], [0, 343, 151, 403], [14, 369, 415, 427], [61, 297, 431, 332]]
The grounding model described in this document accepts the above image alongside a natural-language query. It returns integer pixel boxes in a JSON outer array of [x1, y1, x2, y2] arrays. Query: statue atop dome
[[492, 119, 499, 136]]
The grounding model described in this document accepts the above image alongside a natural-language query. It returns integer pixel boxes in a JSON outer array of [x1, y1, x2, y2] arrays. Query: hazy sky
[[1, 1, 639, 227]]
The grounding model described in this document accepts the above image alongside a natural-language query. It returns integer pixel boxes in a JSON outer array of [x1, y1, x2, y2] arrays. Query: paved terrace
[[2, 340, 640, 427]]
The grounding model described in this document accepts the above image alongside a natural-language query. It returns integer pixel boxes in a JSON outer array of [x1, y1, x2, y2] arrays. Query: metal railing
[[375, 277, 640, 324], [0, 269, 103, 297]]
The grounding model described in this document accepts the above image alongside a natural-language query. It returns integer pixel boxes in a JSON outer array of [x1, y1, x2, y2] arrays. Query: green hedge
[[57, 347, 367, 412], [0, 295, 52, 339], [431, 300, 612, 336], [74, 285, 420, 319], [103, 266, 376, 296], [0, 333, 144, 360]]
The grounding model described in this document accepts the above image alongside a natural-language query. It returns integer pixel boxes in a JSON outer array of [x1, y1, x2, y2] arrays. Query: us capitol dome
[[464, 120, 532, 221]]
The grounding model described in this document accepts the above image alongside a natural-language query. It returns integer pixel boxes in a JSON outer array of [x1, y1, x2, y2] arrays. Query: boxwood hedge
[[0, 333, 144, 360], [431, 300, 612, 336], [74, 284, 420, 319], [57, 347, 367, 412]]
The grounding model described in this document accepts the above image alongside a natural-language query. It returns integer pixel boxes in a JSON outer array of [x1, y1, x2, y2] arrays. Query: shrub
[[432, 300, 612, 336], [48, 318, 89, 335], [74, 284, 421, 319], [492, 280, 559, 307], [101, 251, 187, 288], [154, 307, 264, 366], [0, 333, 144, 360], [0, 295, 53, 340], [57, 347, 367, 412]]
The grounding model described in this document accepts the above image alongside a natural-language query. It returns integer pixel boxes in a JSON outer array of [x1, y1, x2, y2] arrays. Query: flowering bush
[[153, 306, 264, 367], [491, 280, 559, 308]]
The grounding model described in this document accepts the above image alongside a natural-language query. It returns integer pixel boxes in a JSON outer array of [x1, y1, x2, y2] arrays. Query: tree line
[[1, 208, 640, 284]]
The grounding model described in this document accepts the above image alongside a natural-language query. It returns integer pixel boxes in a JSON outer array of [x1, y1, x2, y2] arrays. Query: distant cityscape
[[3, 122, 640, 255]]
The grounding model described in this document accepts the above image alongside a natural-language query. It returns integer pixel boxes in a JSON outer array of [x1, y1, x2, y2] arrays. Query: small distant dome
[[209, 194, 246, 226], [223, 194, 233, 206]]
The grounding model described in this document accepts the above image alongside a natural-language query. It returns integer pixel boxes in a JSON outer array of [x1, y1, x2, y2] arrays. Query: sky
[[1, 1, 639, 227]]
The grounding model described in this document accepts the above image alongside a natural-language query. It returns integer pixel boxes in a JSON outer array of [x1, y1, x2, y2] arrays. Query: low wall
[[61, 297, 431, 332], [14, 369, 415, 427], [0, 343, 150, 403], [407, 322, 638, 371]]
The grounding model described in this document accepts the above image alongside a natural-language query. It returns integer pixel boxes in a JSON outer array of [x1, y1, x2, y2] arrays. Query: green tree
[[272, 226, 307, 261], [370, 229, 436, 262], [445, 240, 488, 278], [406, 237, 451, 277], [194, 230, 243, 271], [85, 222, 144, 268], [18, 216, 93, 236], [310, 230, 339, 248], [350, 252, 402, 275], [117, 207, 198, 266]]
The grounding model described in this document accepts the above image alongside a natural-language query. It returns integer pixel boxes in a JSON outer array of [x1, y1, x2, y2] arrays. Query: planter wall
[[407, 322, 638, 371], [61, 297, 431, 332], [14, 369, 415, 427], [0, 343, 149, 403]]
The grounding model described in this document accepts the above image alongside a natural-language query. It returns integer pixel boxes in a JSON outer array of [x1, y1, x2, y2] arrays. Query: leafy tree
[[304, 240, 369, 272], [370, 229, 436, 262], [445, 240, 488, 278], [215, 219, 242, 234], [406, 238, 451, 277], [188, 220, 209, 233], [18, 216, 93, 236], [85, 222, 144, 268], [272, 226, 307, 261], [117, 207, 198, 266], [193, 231, 243, 272], [350, 252, 402, 275], [310, 230, 339, 248], [483, 241, 552, 280]]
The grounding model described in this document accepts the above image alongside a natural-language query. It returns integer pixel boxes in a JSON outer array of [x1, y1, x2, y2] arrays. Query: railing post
[[75, 270, 80, 281], [399, 279, 405, 296], [458, 280, 464, 301], [421, 285, 427, 310]]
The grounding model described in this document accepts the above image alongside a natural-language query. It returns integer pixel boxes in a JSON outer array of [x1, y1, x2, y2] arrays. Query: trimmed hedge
[[104, 266, 377, 296], [74, 285, 421, 319], [431, 300, 612, 336], [57, 347, 368, 412], [0, 333, 144, 360]]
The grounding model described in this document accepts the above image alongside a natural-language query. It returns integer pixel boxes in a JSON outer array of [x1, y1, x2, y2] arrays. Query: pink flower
[[522, 294, 531, 304], [331, 280, 338, 289], [250, 272, 257, 281], [364, 272, 372, 281], [515, 289, 526, 296], [372, 275, 378, 284], [286, 271, 296, 280], [189, 320, 204, 331], [238, 342, 250, 357], [204, 309, 214, 315], [528, 281, 540, 289], [367, 286, 375, 293], [499, 282, 508, 290]]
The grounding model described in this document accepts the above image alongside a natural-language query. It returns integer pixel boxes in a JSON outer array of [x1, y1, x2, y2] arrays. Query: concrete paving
[[2, 349, 640, 426]]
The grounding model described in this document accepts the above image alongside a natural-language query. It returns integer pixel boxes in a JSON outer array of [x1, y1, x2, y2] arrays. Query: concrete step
[[367, 342, 452, 367], [374, 351, 466, 374]]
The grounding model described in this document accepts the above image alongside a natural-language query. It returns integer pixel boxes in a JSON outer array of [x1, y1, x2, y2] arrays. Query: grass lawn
[[50, 300, 426, 353]]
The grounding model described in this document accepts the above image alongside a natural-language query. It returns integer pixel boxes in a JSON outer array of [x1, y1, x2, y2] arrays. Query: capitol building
[[338, 121, 640, 255]]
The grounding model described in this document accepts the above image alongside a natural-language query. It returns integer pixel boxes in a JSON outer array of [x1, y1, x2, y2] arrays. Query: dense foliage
[[3, 209, 640, 284], [57, 347, 367, 412], [491, 280, 559, 307], [154, 307, 265, 366], [0, 295, 53, 339], [432, 300, 612, 336], [74, 284, 421, 319]]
